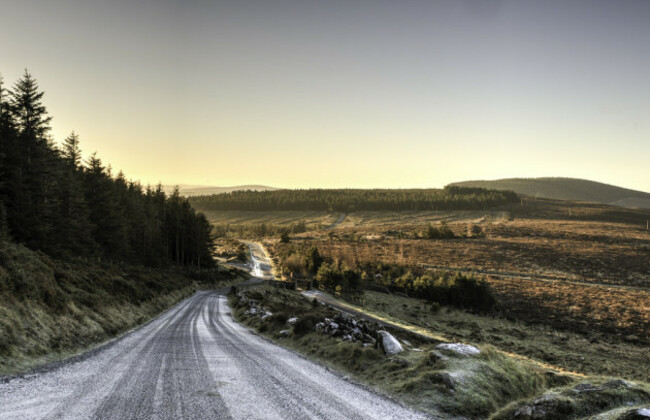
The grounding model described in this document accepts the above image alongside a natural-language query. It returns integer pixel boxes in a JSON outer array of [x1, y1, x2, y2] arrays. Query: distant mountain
[[449, 178, 650, 209], [163, 185, 277, 196]]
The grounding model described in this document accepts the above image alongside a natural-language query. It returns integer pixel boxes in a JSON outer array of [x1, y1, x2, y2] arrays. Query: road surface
[[247, 242, 275, 279], [224, 242, 276, 280], [0, 290, 427, 420], [326, 213, 347, 229]]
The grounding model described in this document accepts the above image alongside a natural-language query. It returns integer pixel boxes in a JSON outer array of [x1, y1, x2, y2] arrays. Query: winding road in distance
[[0, 249, 426, 420]]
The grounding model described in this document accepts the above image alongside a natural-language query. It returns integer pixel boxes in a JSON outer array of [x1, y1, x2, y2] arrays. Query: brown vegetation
[[260, 199, 649, 346]]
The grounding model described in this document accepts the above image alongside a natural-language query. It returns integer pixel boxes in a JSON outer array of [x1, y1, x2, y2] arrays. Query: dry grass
[[487, 277, 650, 339], [201, 210, 339, 229], [358, 291, 650, 381], [291, 233, 649, 287], [208, 199, 650, 381], [277, 236, 649, 338], [232, 285, 650, 419], [0, 241, 240, 375], [335, 210, 510, 228]]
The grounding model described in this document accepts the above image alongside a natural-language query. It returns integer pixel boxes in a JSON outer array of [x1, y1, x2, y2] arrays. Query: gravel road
[[0, 290, 427, 420]]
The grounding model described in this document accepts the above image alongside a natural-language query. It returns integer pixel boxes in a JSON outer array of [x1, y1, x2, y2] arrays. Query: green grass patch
[[0, 240, 240, 375], [357, 291, 650, 382], [230, 285, 582, 419]]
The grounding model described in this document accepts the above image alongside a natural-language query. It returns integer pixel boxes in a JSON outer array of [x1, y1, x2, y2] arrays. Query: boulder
[[638, 408, 650, 418], [512, 392, 573, 419], [606, 406, 650, 420], [287, 317, 299, 325], [602, 379, 634, 389], [279, 330, 291, 337], [436, 343, 481, 356], [573, 379, 634, 394], [377, 331, 404, 356], [573, 383, 598, 393]]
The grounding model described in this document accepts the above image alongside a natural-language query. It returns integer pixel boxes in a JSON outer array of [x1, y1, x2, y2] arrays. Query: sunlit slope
[[450, 177, 650, 208]]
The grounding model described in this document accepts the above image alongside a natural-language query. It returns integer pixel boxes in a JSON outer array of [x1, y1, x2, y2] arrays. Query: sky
[[2, 0, 650, 191]]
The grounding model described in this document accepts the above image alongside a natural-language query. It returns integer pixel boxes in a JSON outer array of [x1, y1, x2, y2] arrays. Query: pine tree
[[83, 153, 127, 258], [10, 70, 52, 162], [7, 70, 57, 247], [0, 74, 11, 240], [62, 131, 82, 169], [0, 70, 216, 267]]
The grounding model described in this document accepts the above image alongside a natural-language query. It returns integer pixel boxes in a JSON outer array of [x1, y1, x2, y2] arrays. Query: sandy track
[[326, 213, 347, 229], [0, 291, 427, 420]]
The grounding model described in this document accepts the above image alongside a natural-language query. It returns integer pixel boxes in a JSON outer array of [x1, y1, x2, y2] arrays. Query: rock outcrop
[[315, 313, 379, 347], [378, 331, 404, 356], [435, 343, 481, 356]]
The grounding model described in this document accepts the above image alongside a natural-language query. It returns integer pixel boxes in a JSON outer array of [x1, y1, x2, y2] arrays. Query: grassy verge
[[0, 240, 240, 375], [356, 291, 650, 382], [228, 285, 650, 419]]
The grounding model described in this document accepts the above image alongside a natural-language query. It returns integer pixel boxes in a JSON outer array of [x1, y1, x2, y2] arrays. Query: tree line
[[0, 70, 214, 268], [189, 186, 519, 212], [276, 244, 495, 312]]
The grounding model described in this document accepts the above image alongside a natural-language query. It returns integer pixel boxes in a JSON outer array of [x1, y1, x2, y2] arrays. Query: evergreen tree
[[62, 131, 82, 169], [10, 70, 52, 161], [0, 70, 216, 268], [55, 132, 96, 255], [83, 153, 127, 258], [0, 75, 11, 240], [8, 70, 57, 247]]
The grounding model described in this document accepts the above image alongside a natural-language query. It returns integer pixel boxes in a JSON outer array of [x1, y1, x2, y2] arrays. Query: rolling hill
[[449, 177, 650, 208]]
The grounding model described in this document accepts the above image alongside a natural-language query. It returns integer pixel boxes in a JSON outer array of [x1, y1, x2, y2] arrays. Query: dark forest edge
[[0, 70, 233, 374], [0, 70, 214, 268], [188, 186, 519, 212]]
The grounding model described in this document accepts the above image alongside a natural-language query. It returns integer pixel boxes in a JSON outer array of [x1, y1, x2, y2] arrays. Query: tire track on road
[[0, 290, 428, 420]]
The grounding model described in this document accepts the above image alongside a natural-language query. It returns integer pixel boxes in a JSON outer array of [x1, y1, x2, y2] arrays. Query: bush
[[390, 271, 496, 312], [468, 224, 484, 238], [270, 311, 289, 325], [423, 221, 455, 239], [293, 313, 321, 335]]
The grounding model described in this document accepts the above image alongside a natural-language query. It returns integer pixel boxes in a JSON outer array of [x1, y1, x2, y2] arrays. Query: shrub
[[293, 313, 321, 335], [468, 224, 484, 238], [270, 311, 289, 325], [423, 221, 455, 239]]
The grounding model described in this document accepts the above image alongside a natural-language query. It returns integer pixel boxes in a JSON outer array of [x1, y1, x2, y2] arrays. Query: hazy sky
[[2, 0, 650, 191]]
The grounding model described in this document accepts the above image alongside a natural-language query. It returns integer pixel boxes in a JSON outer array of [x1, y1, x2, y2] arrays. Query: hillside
[[450, 177, 650, 208], [0, 240, 238, 374]]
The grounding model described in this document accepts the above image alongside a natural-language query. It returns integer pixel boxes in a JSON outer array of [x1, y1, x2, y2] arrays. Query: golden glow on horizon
[[4, 1, 650, 192]]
